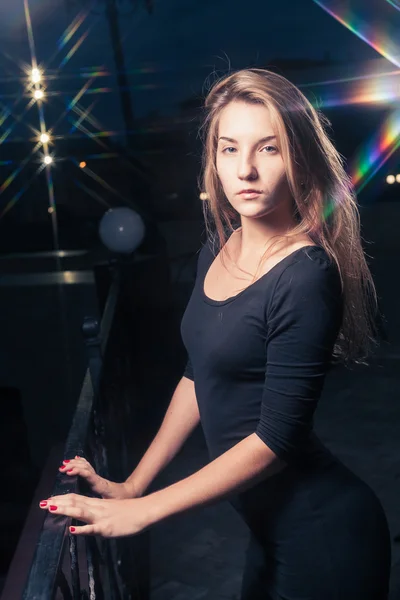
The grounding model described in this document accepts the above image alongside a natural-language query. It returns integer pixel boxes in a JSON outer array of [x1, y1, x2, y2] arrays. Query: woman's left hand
[[39, 494, 153, 537]]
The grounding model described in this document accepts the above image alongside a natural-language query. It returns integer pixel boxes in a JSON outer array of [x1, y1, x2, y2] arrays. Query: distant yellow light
[[396, 174, 400, 183], [79, 161, 87, 169], [386, 175, 395, 184], [48, 207, 54, 214], [199, 192, 209, 200], [44, 155, 53, 165], [40, 133, 50, 144], [34, 89, 44, 100], [31, 68, 42, 83]]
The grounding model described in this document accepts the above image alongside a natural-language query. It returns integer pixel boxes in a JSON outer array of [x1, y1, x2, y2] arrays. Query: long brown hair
[[198, 68, 380, 365]]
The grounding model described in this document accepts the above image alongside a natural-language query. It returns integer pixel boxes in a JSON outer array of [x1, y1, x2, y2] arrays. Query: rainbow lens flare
[[313, 0, 400, 67], [350, 109, 400, 192]]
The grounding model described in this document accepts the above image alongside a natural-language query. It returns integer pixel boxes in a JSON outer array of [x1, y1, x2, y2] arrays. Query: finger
[[62, 457, 84, 465], [59, 465, 82, 475], [59, 464, 77, 473], [59, 461, 92, 476], [45, 502, 94, 523], [59, 458, 80, 471], [68, 469, 96, 482], [39, 493, 102, 513], [41, 493, 91, 507], [75, 456, 88, 463], [69, 524, 98, 536]]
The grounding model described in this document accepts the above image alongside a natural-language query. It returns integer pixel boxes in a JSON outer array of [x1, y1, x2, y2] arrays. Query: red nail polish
[[60, 466, 66, 470], [49, 505, 58, 511], [40, 501, 47, 507], [63, 460, 70, 463], [67, 469, 73, 473], [70, 527, 76, 533]]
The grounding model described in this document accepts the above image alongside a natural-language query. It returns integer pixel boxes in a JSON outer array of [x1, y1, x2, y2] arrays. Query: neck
[[236, 206, 296, 259]]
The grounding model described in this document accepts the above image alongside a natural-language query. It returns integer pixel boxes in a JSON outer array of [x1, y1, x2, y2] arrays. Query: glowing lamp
[[34, 89, 44, 100], [44, 155, 53, 165], [31, 68, 41, 83], [40, 133, 50, 144], [386, 175, 395, 184]]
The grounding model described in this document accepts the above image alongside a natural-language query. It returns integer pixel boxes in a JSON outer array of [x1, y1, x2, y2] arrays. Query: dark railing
[[11, 266, 150, 600]]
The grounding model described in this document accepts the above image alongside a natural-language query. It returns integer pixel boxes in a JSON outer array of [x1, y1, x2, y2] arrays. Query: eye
[[262, 145, 278, 154], [222, 147, 237, 154]]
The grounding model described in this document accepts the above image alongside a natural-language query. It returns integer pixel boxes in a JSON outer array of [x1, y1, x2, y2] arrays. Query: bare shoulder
[[266, 235, 317, 265], [285, 235, 317, 253]]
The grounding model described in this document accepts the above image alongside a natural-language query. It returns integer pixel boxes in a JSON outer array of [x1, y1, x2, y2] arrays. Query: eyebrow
[[218, 135, 277, 144]]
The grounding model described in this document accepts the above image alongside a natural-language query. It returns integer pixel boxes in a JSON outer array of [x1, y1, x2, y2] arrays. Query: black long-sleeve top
[[180, 236, 343, 466]]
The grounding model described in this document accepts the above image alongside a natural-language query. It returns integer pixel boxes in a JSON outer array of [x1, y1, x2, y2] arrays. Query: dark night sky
[[0, 0, 388, 124]]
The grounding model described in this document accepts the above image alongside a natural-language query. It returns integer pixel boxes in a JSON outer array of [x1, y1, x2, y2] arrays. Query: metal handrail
[[19, 271, 121, 600]]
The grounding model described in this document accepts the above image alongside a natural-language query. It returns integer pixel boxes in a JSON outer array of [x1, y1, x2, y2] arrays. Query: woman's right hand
[[59, 456, 141, 500]]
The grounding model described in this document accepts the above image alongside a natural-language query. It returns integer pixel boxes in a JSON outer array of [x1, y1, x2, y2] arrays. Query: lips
[[239, 189, 263, 194]]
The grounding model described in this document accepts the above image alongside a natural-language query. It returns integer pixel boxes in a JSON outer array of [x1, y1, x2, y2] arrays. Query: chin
[[236, 203, 275, 218]]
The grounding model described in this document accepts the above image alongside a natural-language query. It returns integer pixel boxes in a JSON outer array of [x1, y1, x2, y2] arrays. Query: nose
[[237, 154, 258, 181]]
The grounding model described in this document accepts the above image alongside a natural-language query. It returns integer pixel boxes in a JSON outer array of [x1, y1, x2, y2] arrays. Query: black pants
[[235, 460, 391, 600]]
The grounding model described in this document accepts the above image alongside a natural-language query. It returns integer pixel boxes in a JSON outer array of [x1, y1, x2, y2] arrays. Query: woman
[[40, 69, 391, 599]]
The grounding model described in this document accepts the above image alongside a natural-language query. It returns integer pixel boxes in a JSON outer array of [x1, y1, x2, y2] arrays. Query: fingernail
[[59, 466, 66, 470], [66, 469, 73, 473], [70, 527, 76, 533], [49, 505, 58, 511], [63, 460, 70, 464], [40, 501, 47, 507]]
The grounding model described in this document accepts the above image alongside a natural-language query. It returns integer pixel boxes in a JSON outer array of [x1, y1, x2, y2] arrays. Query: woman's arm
[[40, 432, 283, 538], [125, 375, 200, 496], [145, 432, 284, 525]]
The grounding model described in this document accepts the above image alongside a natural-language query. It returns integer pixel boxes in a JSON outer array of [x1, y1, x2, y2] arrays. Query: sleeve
[[182, 358, 194, 381], [255, 253, 343, 463], [181, 241, 211, 382]]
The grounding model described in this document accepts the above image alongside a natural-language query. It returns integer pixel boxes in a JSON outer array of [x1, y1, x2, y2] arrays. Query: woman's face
[[215, 100, 292, 220]]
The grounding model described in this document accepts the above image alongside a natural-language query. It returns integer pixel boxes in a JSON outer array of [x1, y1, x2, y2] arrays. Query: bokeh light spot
[[31, 68, 42, 83]]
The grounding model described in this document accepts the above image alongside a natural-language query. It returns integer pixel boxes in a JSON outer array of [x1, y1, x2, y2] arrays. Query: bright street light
[[44, 155, 53, 165], [33, 89, 44, 100], [31, 68, 42, 84], [386, 175, 395, 184], [40, 133, 50, 144]]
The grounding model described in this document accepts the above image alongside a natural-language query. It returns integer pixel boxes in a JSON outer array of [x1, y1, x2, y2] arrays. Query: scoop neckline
[[201, 243, 320, 307]]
